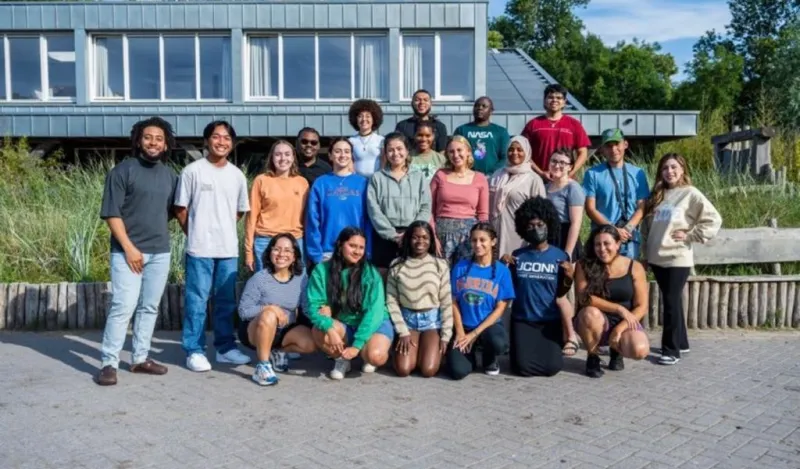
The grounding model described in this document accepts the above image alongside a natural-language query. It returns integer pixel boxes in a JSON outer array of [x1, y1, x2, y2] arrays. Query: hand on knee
[[365, 348, 388, 367]]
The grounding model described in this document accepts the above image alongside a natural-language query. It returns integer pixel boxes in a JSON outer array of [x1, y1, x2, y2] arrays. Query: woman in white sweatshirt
[[641, 153, 722, 366]]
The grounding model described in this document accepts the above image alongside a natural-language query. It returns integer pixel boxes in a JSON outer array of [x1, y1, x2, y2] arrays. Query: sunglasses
[[300, 138, 319, 146]]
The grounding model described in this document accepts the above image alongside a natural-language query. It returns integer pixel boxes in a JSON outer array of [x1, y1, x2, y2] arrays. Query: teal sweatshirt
[[366, 168, 432, 241]]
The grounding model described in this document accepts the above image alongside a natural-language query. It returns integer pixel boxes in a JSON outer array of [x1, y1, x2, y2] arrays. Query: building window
[[246, 33, 388, 101], [91, 33, 231, 102], [400, 31, 474, 101], [0, 34, 75, 102]]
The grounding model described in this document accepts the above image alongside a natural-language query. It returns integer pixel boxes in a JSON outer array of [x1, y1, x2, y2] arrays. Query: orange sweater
[[245, 174, 309, 263]]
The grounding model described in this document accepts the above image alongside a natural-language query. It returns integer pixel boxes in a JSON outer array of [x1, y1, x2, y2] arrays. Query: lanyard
[[606, 162, 630, 220]]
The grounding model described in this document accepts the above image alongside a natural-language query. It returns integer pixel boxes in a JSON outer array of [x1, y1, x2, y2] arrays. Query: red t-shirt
[[521, 115, 591, 170]]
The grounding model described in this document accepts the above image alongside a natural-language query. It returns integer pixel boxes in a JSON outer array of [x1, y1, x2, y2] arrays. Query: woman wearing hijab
[[489, 136, 547, 257]]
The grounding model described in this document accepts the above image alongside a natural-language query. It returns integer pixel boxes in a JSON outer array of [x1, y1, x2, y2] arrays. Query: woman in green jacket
[[307, 226, 395, 380]]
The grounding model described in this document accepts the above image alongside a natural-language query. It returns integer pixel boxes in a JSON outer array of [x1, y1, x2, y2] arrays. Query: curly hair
[[389, 221, 441, 275], [348, 99, 384, 132], [578, 225, 621, 306], [327, 227, 370, 316], [513, 196, 561, 247], [130, 117, 176, 157], [262, 233, 305, 277]]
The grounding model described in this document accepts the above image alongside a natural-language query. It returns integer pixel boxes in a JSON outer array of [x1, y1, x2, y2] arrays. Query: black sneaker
[[484, 359, 500, 376], [608, 349, 625, 371], [585, 354, 604, 378]]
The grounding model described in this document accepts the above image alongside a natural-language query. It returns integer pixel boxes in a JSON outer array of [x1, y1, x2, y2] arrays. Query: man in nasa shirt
[[504, 197, 575, 377]]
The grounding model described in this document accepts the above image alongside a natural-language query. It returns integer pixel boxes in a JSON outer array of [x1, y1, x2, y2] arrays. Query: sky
[[488, 0, 732, 81]]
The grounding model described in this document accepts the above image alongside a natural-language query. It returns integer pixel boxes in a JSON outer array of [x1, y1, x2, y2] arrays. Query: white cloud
[[579, 0, 731, 45]]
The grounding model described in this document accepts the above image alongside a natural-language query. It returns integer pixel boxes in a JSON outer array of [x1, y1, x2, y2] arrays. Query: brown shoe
[[130, 359, 168, 375], [97, 366, 118, 386]]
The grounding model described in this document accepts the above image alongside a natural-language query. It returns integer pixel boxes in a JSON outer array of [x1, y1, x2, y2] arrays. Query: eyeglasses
[[300, 139, 319, 146], [550, 160, 571, 167]]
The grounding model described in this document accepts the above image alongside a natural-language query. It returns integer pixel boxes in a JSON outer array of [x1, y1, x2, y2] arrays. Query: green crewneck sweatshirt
[[453, 122, 511, 175], [306, 261, 389, 349]]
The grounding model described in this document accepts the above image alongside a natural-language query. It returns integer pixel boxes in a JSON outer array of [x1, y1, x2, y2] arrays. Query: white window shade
[[356, 36, 387, 100]]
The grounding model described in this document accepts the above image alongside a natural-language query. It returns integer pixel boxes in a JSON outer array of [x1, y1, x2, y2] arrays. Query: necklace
[[357, 133, 371, 153]]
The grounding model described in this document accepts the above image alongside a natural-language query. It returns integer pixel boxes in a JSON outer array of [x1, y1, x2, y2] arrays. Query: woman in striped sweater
[[386, 221, 453, 377]]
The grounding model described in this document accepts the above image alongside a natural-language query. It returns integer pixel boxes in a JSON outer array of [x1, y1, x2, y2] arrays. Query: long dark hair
[[262, 233, 305, 277], [327, 227, 369, 316], [389, 221, 440, 275], [459, 222, 498, 281], [578, 225, 621, 305]]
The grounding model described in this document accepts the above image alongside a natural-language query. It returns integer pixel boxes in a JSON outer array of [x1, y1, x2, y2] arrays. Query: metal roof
[[487, 48, 587, 112]]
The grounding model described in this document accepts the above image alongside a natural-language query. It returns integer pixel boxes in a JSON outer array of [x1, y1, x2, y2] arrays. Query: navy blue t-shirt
[[510, 245, 569, 323], [451, 259, 515, 329]]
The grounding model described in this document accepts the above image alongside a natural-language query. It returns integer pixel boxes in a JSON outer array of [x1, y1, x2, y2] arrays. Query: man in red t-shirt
[[521, 84, 591, 181]]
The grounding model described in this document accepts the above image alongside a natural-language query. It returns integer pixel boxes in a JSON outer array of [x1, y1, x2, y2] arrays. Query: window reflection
[[283, 36, 315, 99], [128, 37, 160, 100], [164, 36, 196, 100], [318, 36, 351, 99], [9, 37, 41, 100]]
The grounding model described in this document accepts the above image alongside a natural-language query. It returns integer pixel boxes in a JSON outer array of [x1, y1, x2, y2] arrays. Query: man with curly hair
[[503, 196, 577, 378], [348, 99, 385, 177], [96, 117, 178, 386]]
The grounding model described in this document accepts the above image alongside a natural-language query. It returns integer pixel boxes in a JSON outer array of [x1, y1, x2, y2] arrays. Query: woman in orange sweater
[[245, 140, 310, 272]]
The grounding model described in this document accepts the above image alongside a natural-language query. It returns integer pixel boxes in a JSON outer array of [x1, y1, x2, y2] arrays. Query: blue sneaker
[[252, 362, 279, 386]]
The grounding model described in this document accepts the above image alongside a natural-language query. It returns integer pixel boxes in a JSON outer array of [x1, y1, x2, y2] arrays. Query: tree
[[487, 30, 505, 49], [489, 0, 589, 50], [673, 31, 744, 121], [767, 19, 800, 128]]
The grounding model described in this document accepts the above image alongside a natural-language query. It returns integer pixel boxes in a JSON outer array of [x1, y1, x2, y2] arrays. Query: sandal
[[562, 339, 580, 356]]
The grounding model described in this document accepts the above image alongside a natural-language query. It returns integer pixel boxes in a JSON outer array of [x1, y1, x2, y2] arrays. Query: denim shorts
[[401, 307, 441, 332], [345, 318, 395, 345]]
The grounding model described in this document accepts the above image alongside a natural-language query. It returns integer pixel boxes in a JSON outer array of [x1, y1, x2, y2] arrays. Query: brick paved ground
[[0, 330, 799, 469]]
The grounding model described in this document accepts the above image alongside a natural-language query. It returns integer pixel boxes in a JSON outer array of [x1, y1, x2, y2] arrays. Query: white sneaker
[[329, 358, 351, 380], [658, 355, 680, 366], [216, 348, 251, 365], [186, 353, 212, 372], [680, 348, 690, 354], [362, 363, 377, 373]]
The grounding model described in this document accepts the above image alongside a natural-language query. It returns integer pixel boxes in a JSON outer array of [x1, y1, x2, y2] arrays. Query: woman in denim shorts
[[386, 221, 453, 377]]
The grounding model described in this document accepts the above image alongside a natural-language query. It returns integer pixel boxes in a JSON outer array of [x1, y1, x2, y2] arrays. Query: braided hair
[[389, 221, 441, 277]]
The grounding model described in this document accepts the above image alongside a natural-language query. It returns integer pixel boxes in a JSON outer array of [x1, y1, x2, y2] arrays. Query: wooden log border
[[3, 277, 800, 331]]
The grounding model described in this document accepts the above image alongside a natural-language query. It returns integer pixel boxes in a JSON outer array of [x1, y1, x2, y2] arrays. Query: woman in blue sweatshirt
[[305, 138, 373, 269]]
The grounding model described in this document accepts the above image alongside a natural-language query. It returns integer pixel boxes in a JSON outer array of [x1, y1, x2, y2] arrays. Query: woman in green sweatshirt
[[307, 226, 395, 380]]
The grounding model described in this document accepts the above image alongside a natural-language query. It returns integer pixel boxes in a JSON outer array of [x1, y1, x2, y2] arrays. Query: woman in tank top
[[574, 225, 650, 378]]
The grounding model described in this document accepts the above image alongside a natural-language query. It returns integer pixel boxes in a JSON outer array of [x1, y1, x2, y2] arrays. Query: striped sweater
[[386, 255, 454, 341]]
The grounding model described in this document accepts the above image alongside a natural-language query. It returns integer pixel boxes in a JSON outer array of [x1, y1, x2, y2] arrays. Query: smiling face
[[270, 143, 295, 176], [507, 141, 526, 167], [139, 125, 167, 160], [412, 91, 431, 116], [206, 125, 233, 159], [385, 137, 409, 170], [269, 237, 297, 272], [330, 140, 353, 172], [341, 235, 366, 266], [410, 226, 431, 258], [544, 91, 566, 114], [470, 229, 496, 260], [297, 130, 320, 161], [548, 152, 572, 180], [593, 232, 620, 264], [472, 98, 492, 123], [357, 111, 373, 135], [447, 141, 470, 171], [415, 125, 434, 153], [660, 157, 685, 188]]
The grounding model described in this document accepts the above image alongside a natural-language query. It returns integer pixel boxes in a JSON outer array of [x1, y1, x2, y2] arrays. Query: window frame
[[0, 33, 76, 103], [399, 30, 474, 102], [244, 32, 387, 103], [88, 32, 231, 103]]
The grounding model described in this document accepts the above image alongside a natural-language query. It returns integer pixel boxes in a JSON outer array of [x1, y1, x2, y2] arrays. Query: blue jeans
[[253, 235, 305, 272], [182, 254, 239, 356], [100, 252, 171, 368]]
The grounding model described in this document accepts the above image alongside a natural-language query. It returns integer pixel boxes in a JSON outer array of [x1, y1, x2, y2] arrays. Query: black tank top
[[606, 259, 635, 310]]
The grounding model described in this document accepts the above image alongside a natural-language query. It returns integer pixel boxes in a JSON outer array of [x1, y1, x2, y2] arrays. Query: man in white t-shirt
[[174, 120, 251, 372]]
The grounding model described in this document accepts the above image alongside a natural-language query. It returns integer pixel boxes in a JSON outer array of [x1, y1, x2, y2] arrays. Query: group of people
[[95, 84, 723, 388]]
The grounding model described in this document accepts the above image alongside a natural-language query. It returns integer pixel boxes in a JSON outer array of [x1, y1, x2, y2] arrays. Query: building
[[0, 0, 698, 161]]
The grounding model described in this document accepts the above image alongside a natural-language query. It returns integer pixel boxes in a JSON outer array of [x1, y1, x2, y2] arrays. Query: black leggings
[[651, 264, 690, 358], [510, 319, 564, 377], [445, 323, 507, 380]]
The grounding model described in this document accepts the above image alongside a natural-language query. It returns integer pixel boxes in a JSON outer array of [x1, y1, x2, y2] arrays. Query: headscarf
[[490, 136, 534, 213]]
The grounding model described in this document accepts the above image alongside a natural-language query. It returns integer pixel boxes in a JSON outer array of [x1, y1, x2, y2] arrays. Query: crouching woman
[[306, 227, 395, 380], [575, 225, 650, 378], [237, 234, 317, 386]]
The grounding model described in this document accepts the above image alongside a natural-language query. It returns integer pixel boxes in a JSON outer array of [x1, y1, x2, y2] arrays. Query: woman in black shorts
[[367, 132, 433, 274], [575, 225, 650, 378], [237, 234, 316, 386]]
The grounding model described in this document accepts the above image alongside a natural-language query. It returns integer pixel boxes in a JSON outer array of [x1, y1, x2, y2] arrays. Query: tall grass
[[1, 121, 798, 283]]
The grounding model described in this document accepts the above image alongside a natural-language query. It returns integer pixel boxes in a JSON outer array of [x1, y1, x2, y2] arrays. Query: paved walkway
[[0, 330, 799, 469]]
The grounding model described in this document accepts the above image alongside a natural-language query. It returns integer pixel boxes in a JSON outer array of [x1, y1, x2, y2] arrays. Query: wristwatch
[[624, 223, 635, 232]]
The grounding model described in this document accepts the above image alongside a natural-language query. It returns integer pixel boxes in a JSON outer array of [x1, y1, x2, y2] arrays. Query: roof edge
[[511, 47, 588, 112]]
